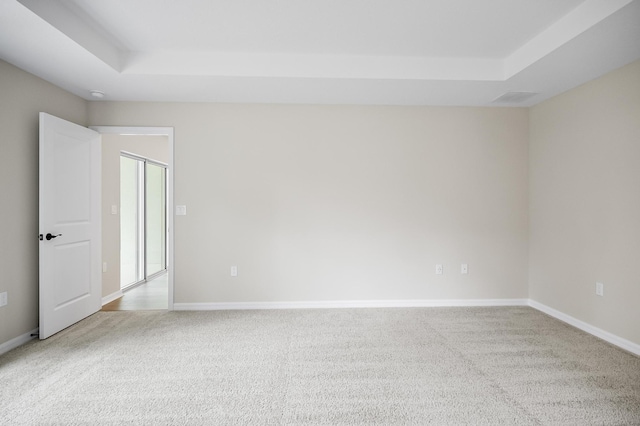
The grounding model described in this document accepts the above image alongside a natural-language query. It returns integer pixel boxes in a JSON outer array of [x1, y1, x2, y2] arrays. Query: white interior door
[[39, 113, 101, 339]]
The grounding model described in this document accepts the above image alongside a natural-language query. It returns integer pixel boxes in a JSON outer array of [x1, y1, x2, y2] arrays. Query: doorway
[[93, 126, 175, 310]]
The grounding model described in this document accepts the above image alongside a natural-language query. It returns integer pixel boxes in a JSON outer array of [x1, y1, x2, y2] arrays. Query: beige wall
[[89, 103, 529, 304], [529, 60, 640, 345], [0, 59, 87, 346], [101, 134, 169, 298], [3, 54, 637, 352]]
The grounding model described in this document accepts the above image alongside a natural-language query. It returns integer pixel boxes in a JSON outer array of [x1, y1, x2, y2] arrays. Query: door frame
[[91, 126, 175, 310]]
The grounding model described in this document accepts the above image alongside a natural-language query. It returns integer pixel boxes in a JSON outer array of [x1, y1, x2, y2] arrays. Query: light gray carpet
[[1, 307, 639, 425]]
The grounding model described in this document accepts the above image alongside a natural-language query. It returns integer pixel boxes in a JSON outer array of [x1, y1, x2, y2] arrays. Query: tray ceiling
[[0, 0, 638, 105]]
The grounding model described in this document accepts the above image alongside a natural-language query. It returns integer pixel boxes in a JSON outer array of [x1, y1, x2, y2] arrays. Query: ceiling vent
[[491, 91, 539, 105]]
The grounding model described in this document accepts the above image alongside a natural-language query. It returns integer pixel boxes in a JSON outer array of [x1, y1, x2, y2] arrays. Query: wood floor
[[102, 274, 168, 311]]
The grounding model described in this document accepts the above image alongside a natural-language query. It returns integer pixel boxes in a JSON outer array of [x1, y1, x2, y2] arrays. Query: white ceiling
[[0, 0, 639, 106]]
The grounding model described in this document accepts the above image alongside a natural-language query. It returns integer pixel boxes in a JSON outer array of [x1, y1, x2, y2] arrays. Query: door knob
[[45, 233, 62, 241]]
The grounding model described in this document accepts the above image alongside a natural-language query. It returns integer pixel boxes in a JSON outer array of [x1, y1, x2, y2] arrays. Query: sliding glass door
[[120, 154, 167, 289], [120, 156, 142, 287]]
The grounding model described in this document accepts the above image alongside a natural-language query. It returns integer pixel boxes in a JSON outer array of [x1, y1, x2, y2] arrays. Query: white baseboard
[[174, 298, 529, 311], [102, 290, 123, 306], [528, 299, 640, 356], [0, 328, 39, 356]]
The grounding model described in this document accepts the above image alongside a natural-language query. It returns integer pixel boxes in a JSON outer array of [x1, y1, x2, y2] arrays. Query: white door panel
[[39, 113, 101, 339], [53, 137, 92, 223]]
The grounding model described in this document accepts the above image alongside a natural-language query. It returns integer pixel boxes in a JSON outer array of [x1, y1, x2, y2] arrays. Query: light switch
[[111, 205, 118, 215], [231, 266, 238, 277], [176, 205, 187, 216]]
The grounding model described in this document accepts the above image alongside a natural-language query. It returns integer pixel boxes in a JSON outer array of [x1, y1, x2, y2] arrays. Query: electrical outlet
[[176, 205, 187, 216], [231, 266, 238, 277], [435, 264, 443, 275], [461, 264, 468, 274], [0, 292, 7, 307], [595, 282, 604, 296]]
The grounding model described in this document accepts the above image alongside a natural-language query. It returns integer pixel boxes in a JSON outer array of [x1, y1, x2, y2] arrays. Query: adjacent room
[[1, 0, 639, 423]]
